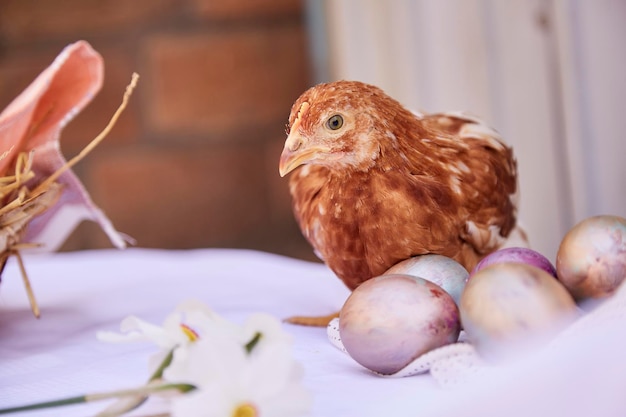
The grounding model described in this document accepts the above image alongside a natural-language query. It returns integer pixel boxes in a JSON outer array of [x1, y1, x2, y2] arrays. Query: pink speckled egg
[[556, 215, 626, 300], [339, 274, 460, 375], [460, 263, 578, 361], [471, 247, 556, 278], [384, 255, 468, 305]]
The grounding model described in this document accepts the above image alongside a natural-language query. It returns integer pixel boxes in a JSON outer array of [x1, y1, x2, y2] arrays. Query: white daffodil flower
[[97, 300, 240, 375], [97, 300, 237, 347], [2, 301, 311, 417], [96, 301, 311, 417], [166, 336, 311, 417], [240, 313, 293, 354]]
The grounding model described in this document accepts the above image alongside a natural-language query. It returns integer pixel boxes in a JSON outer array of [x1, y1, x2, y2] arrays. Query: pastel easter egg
[[339, 274, 460, 375], [384, 254, 468, 305], [460, 263, 578, 361], [471, 247, 557, 278], [556, 215, 626, 300]]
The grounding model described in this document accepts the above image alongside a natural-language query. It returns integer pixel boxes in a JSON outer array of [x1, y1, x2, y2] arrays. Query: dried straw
[[0, 73, 139, 318]]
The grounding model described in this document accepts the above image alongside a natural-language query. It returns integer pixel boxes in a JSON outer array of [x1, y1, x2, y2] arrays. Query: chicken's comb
[[288, 101, 310, 135]]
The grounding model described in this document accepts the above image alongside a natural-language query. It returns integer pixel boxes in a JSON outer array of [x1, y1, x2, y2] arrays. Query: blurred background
[[0, 0, 624, 263]]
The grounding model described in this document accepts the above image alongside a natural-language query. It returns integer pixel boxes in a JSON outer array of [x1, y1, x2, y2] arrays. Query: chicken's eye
[[326, 114, 344, 130]]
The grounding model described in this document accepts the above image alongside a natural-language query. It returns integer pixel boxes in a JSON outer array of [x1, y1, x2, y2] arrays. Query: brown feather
[[281, 81, 520, 290]]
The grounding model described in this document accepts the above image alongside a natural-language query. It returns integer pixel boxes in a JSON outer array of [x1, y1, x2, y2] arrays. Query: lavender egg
[[556, 215, 626, 300], [384, 255, 468, 305], [471, 247, 557, 278], [460, 263, 578, 361], [339, 274, 460, 375]]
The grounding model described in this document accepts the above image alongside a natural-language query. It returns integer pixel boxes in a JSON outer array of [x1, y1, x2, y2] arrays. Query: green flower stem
[[245, 332, 263, 353], [0, 396, 87, 415], [93, 347, 177, 417], [86, 382, 196, 401], [0, 381, 196, 415], [149, 349, 175, 381]]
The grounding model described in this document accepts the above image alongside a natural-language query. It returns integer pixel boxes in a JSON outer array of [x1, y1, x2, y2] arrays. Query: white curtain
[[306, 0, 626, 260]]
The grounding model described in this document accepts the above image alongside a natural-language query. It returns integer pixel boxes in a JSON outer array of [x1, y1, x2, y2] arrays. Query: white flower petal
[[95, 329, 143, 343], [98, 301, 311, 417], [164, 337, 247, 386], [167, 335, 310, 416], [248, 346, 301, 399], [96, 316, 165, 345], [120, 315, 178, 348], [242, 313, 292, 354], [170, 384, 235, 417]]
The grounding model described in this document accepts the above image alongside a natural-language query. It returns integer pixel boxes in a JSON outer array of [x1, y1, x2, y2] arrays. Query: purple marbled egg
[[339, 274, 460, 375], [471, 247, 557, 278]]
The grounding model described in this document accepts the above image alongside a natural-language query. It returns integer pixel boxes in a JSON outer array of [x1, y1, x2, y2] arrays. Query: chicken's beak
[[279, 149, 299, 177], [279, 133, 318, 177]]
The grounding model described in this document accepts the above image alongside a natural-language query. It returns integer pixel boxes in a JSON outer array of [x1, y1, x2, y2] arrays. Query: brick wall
[[0, 0, 319, 261]]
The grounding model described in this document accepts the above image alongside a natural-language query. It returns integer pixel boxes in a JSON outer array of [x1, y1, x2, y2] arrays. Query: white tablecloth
[[1, 249, 625, 417]]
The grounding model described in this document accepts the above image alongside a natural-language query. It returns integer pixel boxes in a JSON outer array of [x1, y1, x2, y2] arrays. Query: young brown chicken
[[279, 81, 526, 325]]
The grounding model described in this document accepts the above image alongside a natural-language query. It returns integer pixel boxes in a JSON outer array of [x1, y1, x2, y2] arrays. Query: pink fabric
[[0, 41, 128, 251]]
